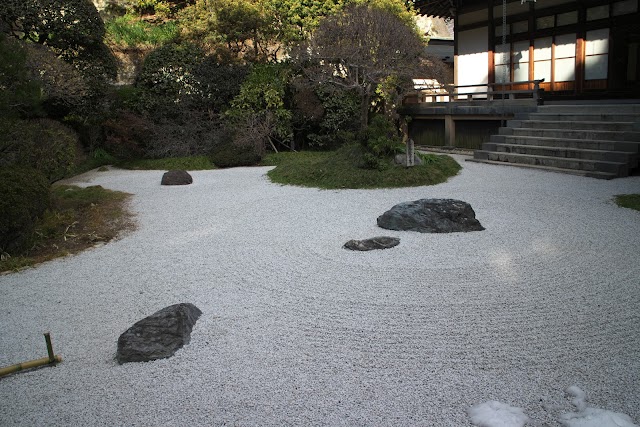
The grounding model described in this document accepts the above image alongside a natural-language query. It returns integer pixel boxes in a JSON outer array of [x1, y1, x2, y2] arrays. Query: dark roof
[[414, 0, 456, 18]]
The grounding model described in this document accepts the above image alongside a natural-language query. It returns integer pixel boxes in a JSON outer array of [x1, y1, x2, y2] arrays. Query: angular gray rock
[[377, 199, 484, 233], [394, 153, 423, 167], [116, 303, 202, 364], [161, 170, 193, 185], [344, 236, 400, 251]]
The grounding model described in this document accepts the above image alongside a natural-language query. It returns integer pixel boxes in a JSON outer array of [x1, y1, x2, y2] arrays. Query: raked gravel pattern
[[1, 157, 639, 426]]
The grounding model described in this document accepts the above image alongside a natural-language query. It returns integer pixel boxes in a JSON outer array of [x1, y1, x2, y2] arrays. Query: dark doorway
[[611, 25, 640, 96]]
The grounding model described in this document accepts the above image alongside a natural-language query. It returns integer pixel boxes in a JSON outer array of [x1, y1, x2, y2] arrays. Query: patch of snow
[[468, 401, 530, 427], [566, 385, 588, 412], [560, 386, 639, 427]]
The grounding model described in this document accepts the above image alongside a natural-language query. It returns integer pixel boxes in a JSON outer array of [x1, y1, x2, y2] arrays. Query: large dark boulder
[[343, 236, 400, 251], [116, 303, 202, 364], [161, 170, 193, 185], [377, 199, 484, 233]]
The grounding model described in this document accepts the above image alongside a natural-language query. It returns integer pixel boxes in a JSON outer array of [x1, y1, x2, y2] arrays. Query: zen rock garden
[[344, 198, 484, 251], [118, 199, 484, 363]]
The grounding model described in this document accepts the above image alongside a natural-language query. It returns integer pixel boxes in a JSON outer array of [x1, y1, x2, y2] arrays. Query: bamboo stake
[[0, 355, 63, 377], [44, 332, 55, 363], [0, 333, 62, 378]]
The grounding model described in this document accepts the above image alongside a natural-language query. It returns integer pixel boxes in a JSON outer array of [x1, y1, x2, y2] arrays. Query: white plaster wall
[[457, 27, 489, 94]]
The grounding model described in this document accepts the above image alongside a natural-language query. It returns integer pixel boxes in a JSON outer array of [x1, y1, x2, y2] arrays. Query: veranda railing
[[412, 79, 545, 105]]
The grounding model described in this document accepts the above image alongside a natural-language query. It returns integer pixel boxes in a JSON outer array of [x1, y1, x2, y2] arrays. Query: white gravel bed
[[1, 159, 639, 426]]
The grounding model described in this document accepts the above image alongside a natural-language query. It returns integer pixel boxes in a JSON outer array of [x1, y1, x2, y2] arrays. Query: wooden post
[[44, 332, 55, 363], [533, 79, 544, 105], [445, 115, 455, 147]]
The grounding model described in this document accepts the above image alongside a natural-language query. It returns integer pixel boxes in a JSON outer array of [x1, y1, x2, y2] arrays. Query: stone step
[[538, 104, 640, 114], [473, 103, 640, 179], [465, 158, 618, 179], [528, 113, 640, 122], [506, 119, 636, 131], [500, 127, 640, 142], [483, 143, 636, 164], [472, 150, 629, 176], [490, 134, 640, 153]]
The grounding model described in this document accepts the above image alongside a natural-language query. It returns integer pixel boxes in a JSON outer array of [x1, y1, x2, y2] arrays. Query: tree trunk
[[359, 83, 372, 131]]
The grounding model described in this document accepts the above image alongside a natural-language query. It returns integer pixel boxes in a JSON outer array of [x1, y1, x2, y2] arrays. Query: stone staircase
[[468, 104, 640, 179]]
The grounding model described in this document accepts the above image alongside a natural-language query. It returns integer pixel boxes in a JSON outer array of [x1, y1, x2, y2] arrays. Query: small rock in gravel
[[116, 303, 202, 364], [161, 170, 193, 185], [343, 236, 400, 251]]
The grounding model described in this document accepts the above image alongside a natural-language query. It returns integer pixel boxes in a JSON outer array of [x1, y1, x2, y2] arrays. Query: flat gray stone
[[116, 303, 202, 364], [377, 198, 484, 233], [344, 236, 400, 251], [161, 170, 193, 185]]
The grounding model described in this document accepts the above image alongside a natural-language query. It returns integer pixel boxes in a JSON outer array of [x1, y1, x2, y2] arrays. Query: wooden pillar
[[453, 4, 459, 88], [488, 0, 495, 84], [576, 37, 585, 94], [445, 115, 456, 147], [575, 3, 587, 95], [529, 45, 535, 85]]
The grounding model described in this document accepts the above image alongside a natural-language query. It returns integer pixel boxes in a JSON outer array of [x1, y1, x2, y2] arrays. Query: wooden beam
[[445, 115, 456, 147]]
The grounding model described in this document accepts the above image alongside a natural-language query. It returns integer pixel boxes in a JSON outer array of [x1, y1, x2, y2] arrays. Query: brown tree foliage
[[22, 42, 89, 112], [293, 4, 450, 130]]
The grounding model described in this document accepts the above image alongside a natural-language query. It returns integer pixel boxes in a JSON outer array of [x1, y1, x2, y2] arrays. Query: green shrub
[[0, 167, 51, 253], [359, 115, 404, 170], [22, 41, 90, 118], [0, 35, 44, 118], [363, 115, 404, 155], [114, 85, 145, 109], [135, 42, 205, 115], [418, 152, 441, 164], [210, 143, 262, 168], [0, 118, 79, 182], [133, 0, 173, 17], [147, 113, 226, 158], [293, 84, 361, 150], [102, 111, 151, 159], [226, 63, 293, 153], [119, 156, 214, 170], [24, 119, 80, 182], [71, 148, 118, 175], [193, 58, 249, 114], [91, 148, 118, 164], [361, 151, 388, 171], [128, 45, 251, 159]]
